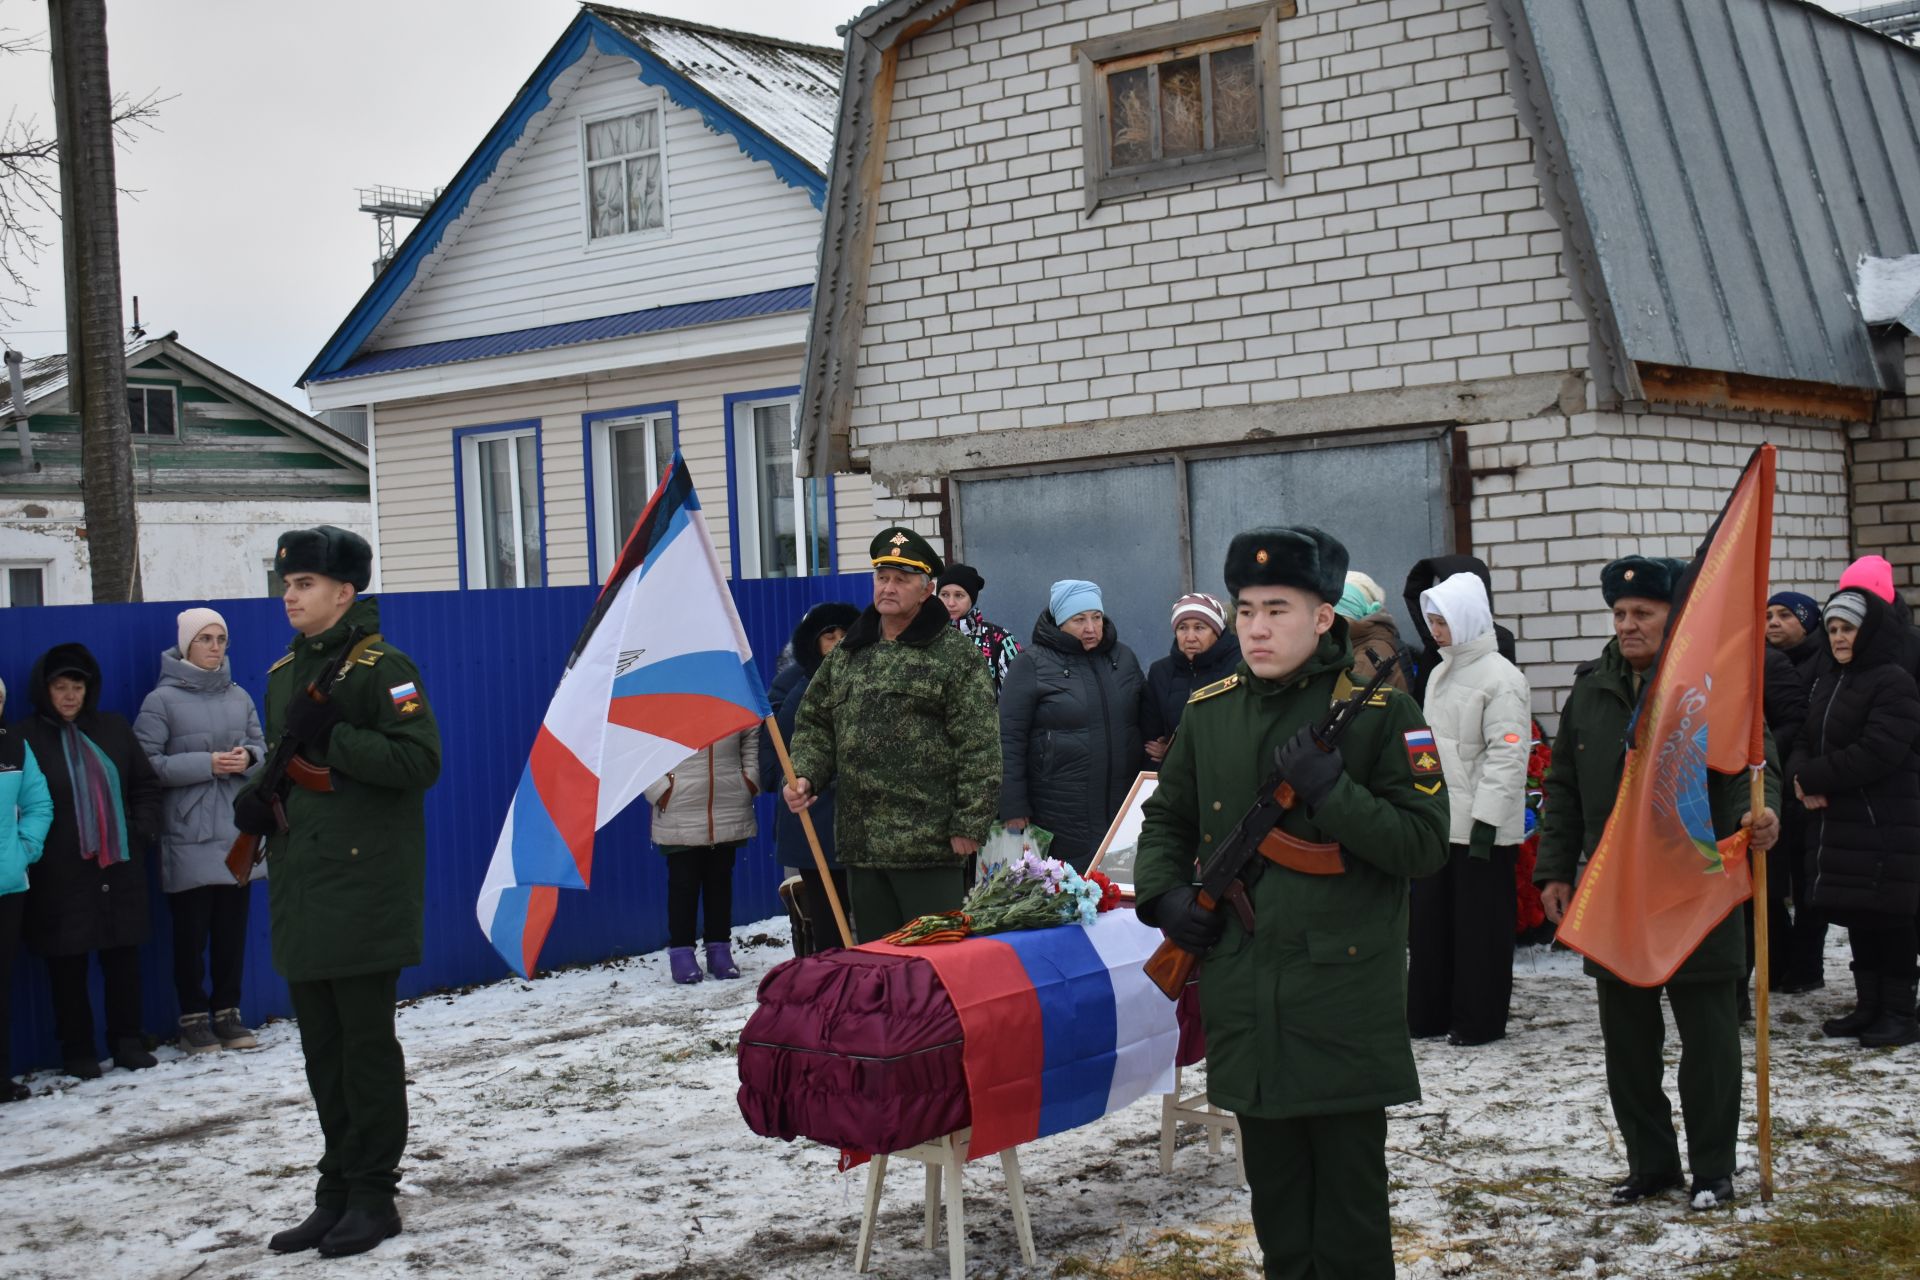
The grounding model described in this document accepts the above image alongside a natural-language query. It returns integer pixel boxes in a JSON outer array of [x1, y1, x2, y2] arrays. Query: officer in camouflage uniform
[[1536, 555, 1779, 1209], [1135, 527, 1450, 1280], [785, 527, 1000, 942], [234, 526, 442, 1258]]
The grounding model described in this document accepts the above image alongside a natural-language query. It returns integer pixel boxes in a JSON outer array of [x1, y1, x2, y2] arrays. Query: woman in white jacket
[[644, 728, 759, 985], [1405, 571, 1531, 1045]]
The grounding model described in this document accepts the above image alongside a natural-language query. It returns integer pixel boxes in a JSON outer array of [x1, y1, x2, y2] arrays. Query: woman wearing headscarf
[[1789, 586, 1920, 1048], [1405, 572, 1531, 1045], [18, 642, 162, 1077], [134, 607, 268, 1054], [1142, 593, 1239, 762], [0, 674, 53, 1100], [999, 579, 1147, 870], [936, 563, 1021, 695], [1337, 571, 1410, 692]]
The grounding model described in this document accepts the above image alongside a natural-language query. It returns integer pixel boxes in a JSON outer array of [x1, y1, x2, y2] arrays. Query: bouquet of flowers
[[880, 854, 1124, 945]]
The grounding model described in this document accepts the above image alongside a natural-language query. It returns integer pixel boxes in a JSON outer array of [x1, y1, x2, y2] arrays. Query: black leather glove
[[1277, 726, 1344, 811], [1150, 885, 1227, 954], [284, 695, 342, 749], [233, 788, 280, 837], [1467, 820, 1497, 861]]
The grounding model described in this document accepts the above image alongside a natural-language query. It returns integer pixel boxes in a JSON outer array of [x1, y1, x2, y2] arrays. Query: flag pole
[[1751, 763, 1774, 1203], [763, 714, 855, 949]]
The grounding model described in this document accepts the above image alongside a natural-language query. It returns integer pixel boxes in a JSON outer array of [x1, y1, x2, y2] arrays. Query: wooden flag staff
[[1751, 763, 1773, 1204], [763, 714, 854, 949]]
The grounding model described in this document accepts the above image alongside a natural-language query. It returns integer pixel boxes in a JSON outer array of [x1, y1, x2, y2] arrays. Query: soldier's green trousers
[[1595, 978, 1740, 1182], [1237, 1109, 1393, 1280], [288, 970, 407, 1212], [847, 867, 969, 942]]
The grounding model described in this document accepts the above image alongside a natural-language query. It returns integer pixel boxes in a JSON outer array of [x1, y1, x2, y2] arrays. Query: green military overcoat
[[789, 599, 1001, 870], [1134, 625, 1450, 1118], [247, 597, 442, 981], [1535, 638, 1779, 984]]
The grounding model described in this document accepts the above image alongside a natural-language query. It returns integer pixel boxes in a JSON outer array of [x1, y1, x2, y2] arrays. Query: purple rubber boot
[[704, 941, 741, 979], [669, 946, 703, 985]]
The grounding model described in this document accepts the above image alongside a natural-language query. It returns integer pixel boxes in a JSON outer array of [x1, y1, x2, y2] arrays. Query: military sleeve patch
[[390, 681, 423, 715], [1404, 729, 1443, 776], [1187, 674, 1240, 704]]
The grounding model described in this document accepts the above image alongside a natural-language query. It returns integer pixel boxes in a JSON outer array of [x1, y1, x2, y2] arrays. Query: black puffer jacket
[[999, 613, 1147, 869], [1402, 555, 1518, 704], [1142, 632, 1241, 744], [760, 602, 862, 870], [17, 643, 163, 957], [1789, 591, 1920, 926]]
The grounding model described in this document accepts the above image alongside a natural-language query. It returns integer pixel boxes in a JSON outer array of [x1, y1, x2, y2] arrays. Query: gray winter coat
[[133, 649, 267, 892]]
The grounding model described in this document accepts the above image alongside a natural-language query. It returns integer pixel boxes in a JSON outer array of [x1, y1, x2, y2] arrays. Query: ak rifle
[[223, 626, 368, 885], [1142, 649, 1402, 1000]]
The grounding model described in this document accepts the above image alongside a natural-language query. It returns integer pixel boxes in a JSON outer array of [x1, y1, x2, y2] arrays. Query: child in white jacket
[[1406, 571, 1532, 1045]]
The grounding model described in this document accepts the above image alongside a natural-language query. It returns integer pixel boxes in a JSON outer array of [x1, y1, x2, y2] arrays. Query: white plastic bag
[[978, 822, 1053, 875]]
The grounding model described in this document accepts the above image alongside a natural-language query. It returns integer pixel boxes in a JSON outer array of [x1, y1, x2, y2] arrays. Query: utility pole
[[49, 0, 140, 602]]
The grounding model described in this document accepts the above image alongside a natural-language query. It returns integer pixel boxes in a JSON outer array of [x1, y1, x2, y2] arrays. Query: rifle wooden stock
[[224, 832, 260, 887]]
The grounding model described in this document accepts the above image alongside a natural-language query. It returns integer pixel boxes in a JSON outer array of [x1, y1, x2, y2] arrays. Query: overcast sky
[[0, 0, 1893, 406]]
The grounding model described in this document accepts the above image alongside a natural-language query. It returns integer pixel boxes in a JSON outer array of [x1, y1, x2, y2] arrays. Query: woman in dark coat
[[761, 601, 860, 956], [18, 642, 163, 1076], [1142, 592, 1240, 761], [1788, 587, 1920, 1048], [999, 579, 1147, 870]]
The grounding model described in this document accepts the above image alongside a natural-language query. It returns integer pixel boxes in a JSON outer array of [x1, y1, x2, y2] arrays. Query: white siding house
[[301, 5, 881, 591]]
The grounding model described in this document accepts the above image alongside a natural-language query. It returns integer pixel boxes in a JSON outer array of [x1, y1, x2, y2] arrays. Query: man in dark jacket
[[1537, 556, 1780, 1209], [762, 601, 859, 954], [1767, 591, 1827, 990], [235, 526, 441, 1259], [1402, 555, 1518, 703]]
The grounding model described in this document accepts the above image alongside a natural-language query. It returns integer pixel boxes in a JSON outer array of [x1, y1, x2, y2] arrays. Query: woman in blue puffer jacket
[[0, 675, 55, 1101]]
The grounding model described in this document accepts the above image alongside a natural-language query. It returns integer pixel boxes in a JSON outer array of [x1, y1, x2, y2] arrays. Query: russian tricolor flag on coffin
[[475, 453, 769, 978]]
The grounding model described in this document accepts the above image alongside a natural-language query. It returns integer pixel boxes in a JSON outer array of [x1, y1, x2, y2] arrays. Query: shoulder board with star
[[1187, 674, 1240, 704], [267, 653, 295, 674]]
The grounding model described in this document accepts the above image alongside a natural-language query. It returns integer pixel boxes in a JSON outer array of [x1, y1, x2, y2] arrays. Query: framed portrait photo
[[1088, 772, 1157, 898]]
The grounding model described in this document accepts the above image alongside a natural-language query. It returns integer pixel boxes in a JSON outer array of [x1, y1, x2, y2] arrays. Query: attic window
[[126, 385, 177, 437], [582, 105, 667, 242], [1076, 3, 1287, 211]]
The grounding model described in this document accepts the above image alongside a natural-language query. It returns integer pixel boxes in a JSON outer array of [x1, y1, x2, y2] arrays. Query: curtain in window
[[753, 404, 798, 578]]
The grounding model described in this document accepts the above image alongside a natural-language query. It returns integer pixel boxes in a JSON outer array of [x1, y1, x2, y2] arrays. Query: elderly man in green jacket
[[234, 526, 442, 1258], [1135, 527, 1450, 1280], [785, 527, 1001, 942], [1537, 555, 1779, 1210]]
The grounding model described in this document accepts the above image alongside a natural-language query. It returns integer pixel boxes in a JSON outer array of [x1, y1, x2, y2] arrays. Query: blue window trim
[[581, 401, 679, 586], [722, 386, 836, 581], [451, 420, 547, 590]]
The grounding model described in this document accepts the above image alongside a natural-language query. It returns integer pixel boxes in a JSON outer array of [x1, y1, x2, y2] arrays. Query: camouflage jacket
[[789, 600, 1002, 869]]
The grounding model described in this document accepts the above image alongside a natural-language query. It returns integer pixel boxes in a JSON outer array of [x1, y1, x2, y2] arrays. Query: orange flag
[[1558, 444, 1775, 986]]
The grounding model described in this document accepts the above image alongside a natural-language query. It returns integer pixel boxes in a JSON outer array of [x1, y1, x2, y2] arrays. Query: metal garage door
[[952, 433, 1453, 658]]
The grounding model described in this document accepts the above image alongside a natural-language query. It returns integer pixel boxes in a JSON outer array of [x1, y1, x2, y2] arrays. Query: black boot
[[2, 1078, 29, 1102], [1859, 974, 1920, 1049], [268, 1207, 344, 1254], [1821, 965, 1881, 1038], [316, 1206, 402, 1257], [110, 1037, 156, 1071], [1689, 1175, 1735, 1209], [1609, 1171, 1683, 1204], [62, 1057, 102, 1080]]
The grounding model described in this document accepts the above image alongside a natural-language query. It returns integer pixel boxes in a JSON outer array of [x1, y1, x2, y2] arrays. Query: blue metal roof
[[308, 284, 813, 384]]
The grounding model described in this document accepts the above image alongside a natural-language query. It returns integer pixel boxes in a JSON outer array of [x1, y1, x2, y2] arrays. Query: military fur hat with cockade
[[1600, 555, 1688, 606], [1223, 526, 1349, 602], [275, 525, 373, 591], [869, 526, 944, 578]]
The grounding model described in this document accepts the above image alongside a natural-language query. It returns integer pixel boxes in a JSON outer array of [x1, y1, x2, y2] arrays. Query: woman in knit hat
[[133, 608, 267, 1053], [1142, 592, 1240, 761], [999, 579, 1148, 870], [1336, 571, 1410, 692], [936, 563, 1021, 695]]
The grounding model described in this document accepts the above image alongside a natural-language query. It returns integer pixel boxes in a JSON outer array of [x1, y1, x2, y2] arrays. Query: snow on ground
[[2, 924, 1916, 1279]]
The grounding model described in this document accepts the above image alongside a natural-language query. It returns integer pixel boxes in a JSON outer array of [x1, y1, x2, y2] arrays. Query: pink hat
[[1837, 555, 1896, 604]]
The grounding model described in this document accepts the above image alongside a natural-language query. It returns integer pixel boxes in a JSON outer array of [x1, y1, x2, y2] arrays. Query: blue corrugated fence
[[2, 574, 872, 1073]]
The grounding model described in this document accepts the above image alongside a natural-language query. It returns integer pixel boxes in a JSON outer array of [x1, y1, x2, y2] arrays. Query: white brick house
[[797, 0, 1920, 717]]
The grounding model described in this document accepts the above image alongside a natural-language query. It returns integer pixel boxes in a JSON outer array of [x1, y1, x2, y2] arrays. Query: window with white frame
[[459, 428, 544, 589], [126, 384, 178, 437], [0, 563, 46, 607], [731, 396, 829, 579], [582, 105, 666, 242], [590, 410, 674, 571]]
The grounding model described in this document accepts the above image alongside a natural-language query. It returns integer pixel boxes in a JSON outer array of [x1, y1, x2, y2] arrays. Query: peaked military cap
[[870, 526, 943, 578], [1224, 526, 1348, 602], [1601, 555, 1687, 606], [276, 525, 373, 592]]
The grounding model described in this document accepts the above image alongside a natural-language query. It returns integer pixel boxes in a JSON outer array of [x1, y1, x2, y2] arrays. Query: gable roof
[[5, 331, 367, 470], [297, 5, 842, 389], [1492, 0, 1920, 404]]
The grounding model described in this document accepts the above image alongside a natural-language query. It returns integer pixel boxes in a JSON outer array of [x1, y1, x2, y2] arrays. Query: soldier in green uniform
[[1535, 555, 1779, 1208], [1135, 527, 1450, 1280], [784, 527, 1001, 942], [233, 526, 442, 1258]]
